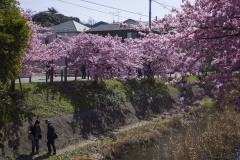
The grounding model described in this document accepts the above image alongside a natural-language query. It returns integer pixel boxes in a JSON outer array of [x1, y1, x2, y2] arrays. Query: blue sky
[[18, 0, 195, 23]]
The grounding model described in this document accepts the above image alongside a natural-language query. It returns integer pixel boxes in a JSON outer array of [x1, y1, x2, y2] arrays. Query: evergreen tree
[[0, 0, 30, 85], [32, 9, 80, 27], [48, 7, 58, 14]]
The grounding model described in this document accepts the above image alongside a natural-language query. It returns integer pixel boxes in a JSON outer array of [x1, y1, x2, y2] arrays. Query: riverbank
[[49, 96, 240, 160], [46, 97, 213, 160]]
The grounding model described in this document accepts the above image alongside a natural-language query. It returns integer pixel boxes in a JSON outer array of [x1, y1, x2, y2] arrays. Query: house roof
[[86, 23, 123, 32], [50, 20, 90, 33], [92, 21, 108, 28], [87, 19, 147, 32]]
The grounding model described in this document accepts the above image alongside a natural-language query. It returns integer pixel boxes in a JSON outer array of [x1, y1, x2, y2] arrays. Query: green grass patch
[[187, 76, 198, 82], [167, 85, 179, 94], [14, 79, 172, 120], [17, 82, 74, 118]]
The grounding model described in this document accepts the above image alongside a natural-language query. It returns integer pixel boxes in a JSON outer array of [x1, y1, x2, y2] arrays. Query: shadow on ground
[[0, 89, 36, 160], [15, 152, 51, 160], [25, 79, 175, 138]]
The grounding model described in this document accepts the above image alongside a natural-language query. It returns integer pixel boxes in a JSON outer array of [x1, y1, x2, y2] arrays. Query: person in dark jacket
[[46, 61, 51, 79], [81, 64, 86, 79], [45, 120, 56, 155], [29, 120, 42, 154]]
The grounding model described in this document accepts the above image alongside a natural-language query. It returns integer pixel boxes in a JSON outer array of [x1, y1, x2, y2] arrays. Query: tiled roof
[[86, 23, 124, 32], [51, 20, 90, 33], [92, 21, 108, 28], [87, 19, 147, 32]]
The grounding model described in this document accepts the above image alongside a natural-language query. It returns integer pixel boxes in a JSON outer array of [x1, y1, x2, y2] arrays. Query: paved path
[[15, 74, 180, 84], [15, 76, 89, 84]]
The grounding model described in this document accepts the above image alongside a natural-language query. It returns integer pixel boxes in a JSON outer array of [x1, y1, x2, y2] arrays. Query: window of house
[[127, 32, 138, 39], [45, 38, 49, 44]]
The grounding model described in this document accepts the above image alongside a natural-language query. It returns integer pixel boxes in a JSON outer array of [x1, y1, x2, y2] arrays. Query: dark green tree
[[48, 7, 58, 14], [0, 0, 30, 127], [32, 12, 60, 27], [32, 9, 80, 27], [0, 0, 30, 85]]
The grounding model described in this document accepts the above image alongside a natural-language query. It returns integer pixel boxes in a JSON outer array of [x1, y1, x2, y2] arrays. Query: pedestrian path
[[15, 76, 89, 83]]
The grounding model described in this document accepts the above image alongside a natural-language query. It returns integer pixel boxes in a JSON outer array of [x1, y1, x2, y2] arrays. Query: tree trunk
[[18, 77, 23, 98], [10, 80, 15, 93], [64, 58, 68, 82]]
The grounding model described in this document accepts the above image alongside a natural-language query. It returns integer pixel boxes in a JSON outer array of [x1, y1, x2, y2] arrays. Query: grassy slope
[[16, 79, 171, 120], [13, 76, 197, 121]]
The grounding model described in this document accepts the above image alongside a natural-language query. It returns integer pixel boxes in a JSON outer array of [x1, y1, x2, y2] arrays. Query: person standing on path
[[45, 120, 56, 155], [29, 120, 42, 154], [46, 61, 51, 79], [81, 64, 86, 79]]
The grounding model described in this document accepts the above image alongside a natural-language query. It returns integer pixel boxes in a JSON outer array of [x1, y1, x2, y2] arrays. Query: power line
[[153, 0, 179, 11], [74, 0, 150, 18], [153, 0, 172, 11], [155, 0, 181, 9], [21, 2, 95, 19], [56, 0, 131, 20]]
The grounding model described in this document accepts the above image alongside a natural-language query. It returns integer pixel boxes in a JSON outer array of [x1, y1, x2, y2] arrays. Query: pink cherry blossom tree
[[21, 10, 53, 75], [151, 0, 240, 103], [67, 33, 142, 81]]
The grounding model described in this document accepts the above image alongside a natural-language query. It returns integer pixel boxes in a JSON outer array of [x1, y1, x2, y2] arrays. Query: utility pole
[[138, 12, 142, 21], [109, 12, 115, 23], [149, 0, 152, 29], [116, 11, 120, 22]]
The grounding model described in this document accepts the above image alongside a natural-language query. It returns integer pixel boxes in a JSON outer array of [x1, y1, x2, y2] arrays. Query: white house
[[44, 20, 90, 44]]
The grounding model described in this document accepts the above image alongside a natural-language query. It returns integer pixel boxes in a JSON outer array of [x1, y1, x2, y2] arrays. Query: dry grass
[[99, 98, 240, 160], [167, 85, 240, 160], [48, 106, 240, 160], [72, 158, 96, 160], [169, 110, 240, 160]]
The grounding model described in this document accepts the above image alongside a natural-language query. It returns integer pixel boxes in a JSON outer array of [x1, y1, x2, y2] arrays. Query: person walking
[[29, 120, 42, 154], [81, 64, 86, 79], [45, 120, 56, 155], [46, 61, 51, 79], [52, 64, 57, 77]]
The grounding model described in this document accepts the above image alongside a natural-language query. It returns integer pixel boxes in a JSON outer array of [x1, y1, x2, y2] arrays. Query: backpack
[[54, 133, 58, 139]]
